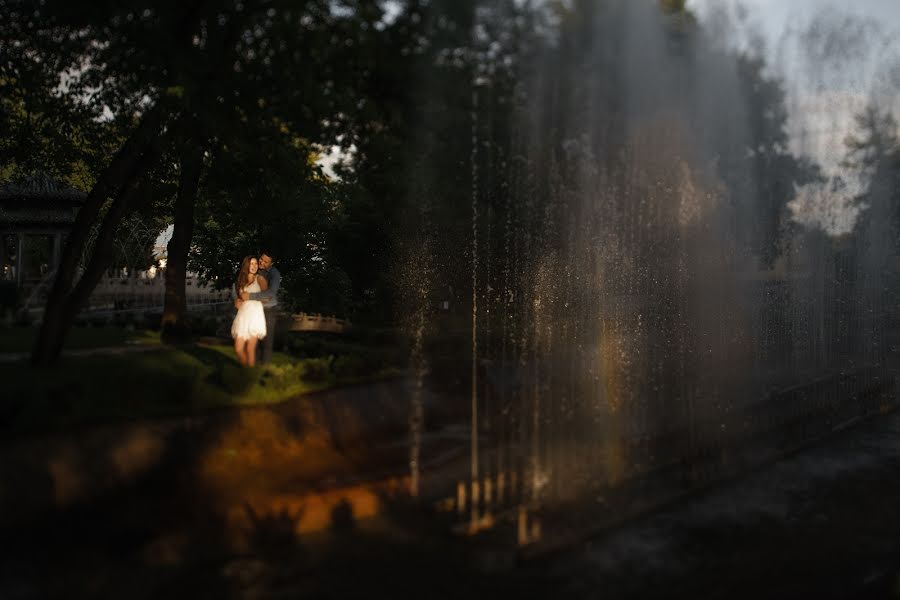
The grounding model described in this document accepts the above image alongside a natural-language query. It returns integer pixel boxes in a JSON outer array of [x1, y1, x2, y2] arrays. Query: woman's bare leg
[[246, 338, 258, 367], [234, 338, 246, 366]]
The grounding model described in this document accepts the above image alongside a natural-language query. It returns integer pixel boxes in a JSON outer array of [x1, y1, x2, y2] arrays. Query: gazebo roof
[[0, 172, 86, 203], [0, 173, 86, 229]]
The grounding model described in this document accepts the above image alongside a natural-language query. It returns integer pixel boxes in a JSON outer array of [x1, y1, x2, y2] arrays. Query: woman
[[231, 255, 268, 366]]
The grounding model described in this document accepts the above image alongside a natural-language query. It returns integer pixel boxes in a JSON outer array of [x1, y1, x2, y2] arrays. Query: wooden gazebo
[[0, 173, 85, 291]]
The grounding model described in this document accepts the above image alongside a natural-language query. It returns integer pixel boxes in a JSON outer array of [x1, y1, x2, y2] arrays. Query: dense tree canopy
[[0, 0, 837, 362]]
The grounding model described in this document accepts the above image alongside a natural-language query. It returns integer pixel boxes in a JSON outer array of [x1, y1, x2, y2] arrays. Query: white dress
[[231, 279, 267, 340]]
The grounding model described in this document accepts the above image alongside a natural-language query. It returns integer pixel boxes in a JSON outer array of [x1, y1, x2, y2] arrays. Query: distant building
[[0, 173, 228, 315], [0, 173, 84, 291]]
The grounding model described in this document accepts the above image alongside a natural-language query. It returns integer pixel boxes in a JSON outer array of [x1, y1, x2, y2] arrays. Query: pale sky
[[686, 0, 900, 157], [688, 0, 900, 234], [687, 0, 900, 42]]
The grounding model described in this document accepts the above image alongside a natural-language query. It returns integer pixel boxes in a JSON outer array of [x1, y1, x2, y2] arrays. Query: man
[[238, 250, 281, 365]]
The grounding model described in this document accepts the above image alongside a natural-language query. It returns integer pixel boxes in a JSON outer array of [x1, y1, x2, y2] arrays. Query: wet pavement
[[544, 408, 900, 599], [2, 379, 900, 598]]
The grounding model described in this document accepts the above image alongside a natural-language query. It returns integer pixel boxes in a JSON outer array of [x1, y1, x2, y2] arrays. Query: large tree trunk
[[30, 1, 215, 365], [161, 142, 205, 343], [31, 107, 167, 365]]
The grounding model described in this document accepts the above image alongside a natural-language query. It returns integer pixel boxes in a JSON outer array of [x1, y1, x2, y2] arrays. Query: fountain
[[397, 0, 898, 555]]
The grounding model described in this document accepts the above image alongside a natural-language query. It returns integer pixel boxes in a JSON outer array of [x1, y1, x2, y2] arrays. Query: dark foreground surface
[[2, 384, 900, 599], [546, 410, 900, 600]]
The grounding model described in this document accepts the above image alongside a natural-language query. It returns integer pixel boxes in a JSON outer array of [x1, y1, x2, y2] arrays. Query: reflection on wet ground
[[548, 409, 900, 599], [1, 377, 900, 598]]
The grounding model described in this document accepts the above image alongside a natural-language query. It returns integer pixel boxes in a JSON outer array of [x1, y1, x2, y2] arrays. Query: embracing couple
[[231, 249, 281, 367]]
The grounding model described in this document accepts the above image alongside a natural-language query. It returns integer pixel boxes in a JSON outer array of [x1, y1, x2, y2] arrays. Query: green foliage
[[282, 330, 408, 375], [845, 105, 900, 255], [844, 106, 899, 175], [188, 127, 359, 316], [0, 324, 159, 353], [1, 0, 408, 321], [0, 0, 819, 330], [730, 55, 822, 264], [0, 341, 400, 435], [259, 359, 332, 388]]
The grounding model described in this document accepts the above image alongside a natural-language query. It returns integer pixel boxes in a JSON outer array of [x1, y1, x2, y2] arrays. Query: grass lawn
[[0, 339, 404, 436], [0, 325, 160, 354]]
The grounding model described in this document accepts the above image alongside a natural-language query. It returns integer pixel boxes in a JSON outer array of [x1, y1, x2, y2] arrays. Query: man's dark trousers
[[258, 307, 276, 365]]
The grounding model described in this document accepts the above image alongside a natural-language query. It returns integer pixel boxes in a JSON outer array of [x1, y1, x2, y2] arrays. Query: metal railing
[[17, 270, 232, 317]]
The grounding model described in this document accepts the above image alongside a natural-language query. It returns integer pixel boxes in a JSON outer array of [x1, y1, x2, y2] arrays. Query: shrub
[[220, 362, 259, 394], [332, 354, 369, 378], [297, 357, 332, 383], [259, 363, 301, 390]]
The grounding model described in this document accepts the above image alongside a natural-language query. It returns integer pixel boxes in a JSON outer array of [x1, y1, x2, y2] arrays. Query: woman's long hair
[[235, 255, 256, 295]]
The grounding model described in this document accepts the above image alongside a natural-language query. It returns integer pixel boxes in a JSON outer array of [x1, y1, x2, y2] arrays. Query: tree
[[2, 0, 209, 363], [734, 55, 822, 265], [844, 105, 899, 175], [160, 139, 205, 343], [845, 106, 900, 334], [1, 0, 402, 362], [188, 124, 354, 316]]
